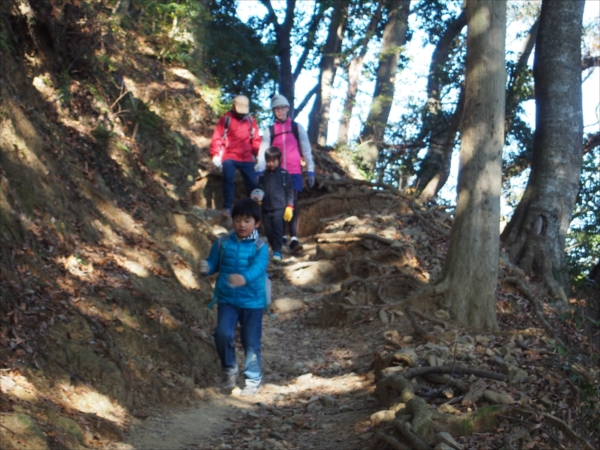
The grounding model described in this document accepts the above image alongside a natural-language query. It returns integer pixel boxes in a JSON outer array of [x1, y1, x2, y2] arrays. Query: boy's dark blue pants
[[221, 160, 257, 210], [213, 303, 263, 387], [262, 209, 284, 253]]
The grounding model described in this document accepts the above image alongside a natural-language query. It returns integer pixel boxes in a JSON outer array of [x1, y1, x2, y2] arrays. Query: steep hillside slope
[[1, 1, 227, 447]]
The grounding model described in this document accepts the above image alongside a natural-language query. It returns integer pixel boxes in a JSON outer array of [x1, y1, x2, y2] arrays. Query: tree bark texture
[[414, 9, 467, 202], [441, 0, 507, 330], [356, 0, 411, 171], [308, 2, 348, 146], [418, 86, 465, 203], [261, 0, 296, 109], [336, 3, 383, 147], [501, 0, 584, 289]]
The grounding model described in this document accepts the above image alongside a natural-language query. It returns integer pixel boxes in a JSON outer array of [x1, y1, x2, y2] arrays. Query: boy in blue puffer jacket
[[198, 198, 269, 396]]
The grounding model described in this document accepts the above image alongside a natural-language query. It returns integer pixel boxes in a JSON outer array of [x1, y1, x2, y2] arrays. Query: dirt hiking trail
[[126, 237, 390, 450]]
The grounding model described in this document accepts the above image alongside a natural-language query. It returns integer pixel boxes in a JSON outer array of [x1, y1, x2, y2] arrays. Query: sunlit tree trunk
[[356, 0, 411, 172], [440, 0, 506, 330], [308, 2, 348, 146], [336, 3, 383, 147], [501, 0, 585, 298]]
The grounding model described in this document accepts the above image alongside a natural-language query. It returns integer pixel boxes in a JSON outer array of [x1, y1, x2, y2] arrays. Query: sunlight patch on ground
[[171, 234, 199, 259], [56, 383, 128, 425], [171, 265, 201, 290], [1, 372, 127, 425], [1, 373, 39, 402]]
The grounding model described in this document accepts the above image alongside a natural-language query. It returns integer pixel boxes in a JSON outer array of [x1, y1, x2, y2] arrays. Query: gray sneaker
[[240, 383, 261, 397], [221, 372, 237, 391]]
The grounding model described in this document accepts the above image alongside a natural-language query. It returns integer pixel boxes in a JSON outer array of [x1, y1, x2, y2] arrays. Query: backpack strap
[[247, 115, 255, 140], [270, 121, 302, 159]]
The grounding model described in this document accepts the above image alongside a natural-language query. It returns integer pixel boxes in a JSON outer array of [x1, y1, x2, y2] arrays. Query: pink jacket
[[261, 118, 313, 175]]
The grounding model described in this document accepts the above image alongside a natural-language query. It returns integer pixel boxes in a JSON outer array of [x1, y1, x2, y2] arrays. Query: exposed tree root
[[394, 419, 432, 450], [403, 364, 505, 382], [314, 231, 394, 245], [413, 209, 450, 237], [406, 306, 439, 342], [299, 191, 393, 207], [512, 407, 595, 450], [503, 276, 565, 346], [389, 280, 449, 312], [423, 374, 468, 394], [369, 429, 411, 450], [409, 307, 447, 327], [325, 178, 410, 199]]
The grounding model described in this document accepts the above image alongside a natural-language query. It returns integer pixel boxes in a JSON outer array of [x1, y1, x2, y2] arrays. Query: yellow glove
[[283, 206, 294, 222]]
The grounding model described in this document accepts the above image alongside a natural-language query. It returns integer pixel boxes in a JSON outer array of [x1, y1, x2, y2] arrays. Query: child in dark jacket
[[255, 147, 294, 263], [198, 198, 268, 396]]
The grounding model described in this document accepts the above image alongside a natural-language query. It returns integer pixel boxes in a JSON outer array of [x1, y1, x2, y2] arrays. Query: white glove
[[199, 260, 209, 275], [212, 155, 222, 169]]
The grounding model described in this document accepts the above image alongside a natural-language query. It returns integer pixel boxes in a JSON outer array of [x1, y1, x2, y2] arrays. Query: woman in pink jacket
[[210, 95, 262, 217], [256, 95, 315, 252]]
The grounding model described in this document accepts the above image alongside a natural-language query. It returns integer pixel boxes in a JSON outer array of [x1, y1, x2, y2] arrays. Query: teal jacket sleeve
[[204, 240, 221, 276]]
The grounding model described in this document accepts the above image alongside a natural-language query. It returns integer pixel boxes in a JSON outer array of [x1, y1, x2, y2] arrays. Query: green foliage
[[415, 0, 464, 45], [118, 0, 205, 66], [204, 0, 278, 105], [0, 27, 13, 53], [567, 147, 600, 283]]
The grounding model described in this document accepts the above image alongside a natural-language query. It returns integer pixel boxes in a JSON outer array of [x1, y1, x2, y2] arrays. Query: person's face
[[232, 214, 259, 239], [273, 106, 289, 121], [266, 156, 280, 171]]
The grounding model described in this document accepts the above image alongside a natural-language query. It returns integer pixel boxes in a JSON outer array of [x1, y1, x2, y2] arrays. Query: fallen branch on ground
[[403, 364, 506, 382]]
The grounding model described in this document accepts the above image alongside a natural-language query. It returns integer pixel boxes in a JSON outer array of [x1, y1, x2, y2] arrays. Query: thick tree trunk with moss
[[356, 0, 411, 172], [440, 0, 506, 330], [501, 0, 584, 297], [308, 2, 348, 146]]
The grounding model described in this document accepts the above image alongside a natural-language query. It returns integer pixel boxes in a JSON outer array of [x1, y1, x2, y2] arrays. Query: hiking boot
[[221, 372, 237, 391], [221, 208, 231, 218], [272, 252, 282, 263], [289, 238, 303, 253], [240, 383, 261, 397]]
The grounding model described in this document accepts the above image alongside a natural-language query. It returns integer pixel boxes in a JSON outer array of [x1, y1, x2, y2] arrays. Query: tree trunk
[[336, 3, 383, 147], [418, 86, 465, 202], [504, 18, 539, 139], [413, 9, 467, 201], [308, 2, 348, 146], [356, 0, 411, 172], [440, 0, 506, 330], [501, 0, 585, 295]]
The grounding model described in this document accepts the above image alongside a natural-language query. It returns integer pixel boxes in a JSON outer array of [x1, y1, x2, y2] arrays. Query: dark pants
[[263, 209, 285, 253], [221, 160, 257, 210], [213, 303, 263, 386], [286, 190, 299, 238]]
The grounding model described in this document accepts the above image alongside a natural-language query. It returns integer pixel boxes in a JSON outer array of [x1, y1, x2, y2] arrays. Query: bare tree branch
[[294, 84, 318, 117]]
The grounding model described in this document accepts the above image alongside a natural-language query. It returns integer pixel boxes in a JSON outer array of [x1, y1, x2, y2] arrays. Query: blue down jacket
[[204, 231, 269, 309]]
